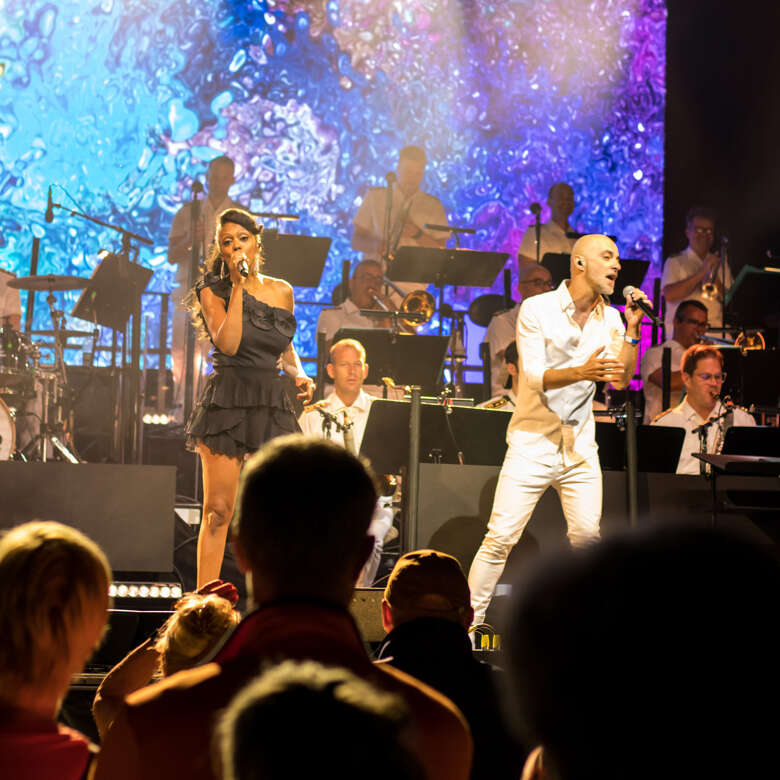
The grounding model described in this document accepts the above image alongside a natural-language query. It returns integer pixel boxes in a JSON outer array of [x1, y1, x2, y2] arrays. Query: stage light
[[109, 580, 184, 607]]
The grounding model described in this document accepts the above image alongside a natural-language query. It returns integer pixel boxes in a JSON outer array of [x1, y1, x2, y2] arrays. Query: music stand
[[542, 254, 650, 304], [725, 265, 780, 329], [595, 423, 684, 473], [388, 247, 509, 288], [359, 400, 511, 474], [333, 328, 449, 391], [72, 253, 153, 331], [724, 426, 780, 458], [719, 349, 780, 407], [260, 233, 331, 288]]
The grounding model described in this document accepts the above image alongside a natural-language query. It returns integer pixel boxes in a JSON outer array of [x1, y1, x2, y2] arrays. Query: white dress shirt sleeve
[[516, 303, 546, 394]]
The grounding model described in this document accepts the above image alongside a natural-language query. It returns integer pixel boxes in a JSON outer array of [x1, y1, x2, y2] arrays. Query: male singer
[[468, 234, 648, 626]]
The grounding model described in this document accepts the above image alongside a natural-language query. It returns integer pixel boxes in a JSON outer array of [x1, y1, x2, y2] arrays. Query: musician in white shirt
[[299, 338, 393, 585], [351, 145, 447, 298], [651, 344, 755, 475]]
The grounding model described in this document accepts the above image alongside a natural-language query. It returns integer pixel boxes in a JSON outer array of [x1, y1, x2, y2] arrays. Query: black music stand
[[724, 426, 780, 457], [695, 452, 780, 525], [359, 399, 511, 474], [719, 349, 780, 407], [333, 328, 449, 392], [388, 246, 509, 288], [260, 233, 331, 287], [72, 253, 153, 332], [542, 253, 650, 305], [726, 265, 780, 329], [595, 423, 684, 473]]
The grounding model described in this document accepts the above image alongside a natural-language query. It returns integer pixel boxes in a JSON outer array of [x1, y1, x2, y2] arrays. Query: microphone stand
[[54, 205, 152, 463], [381, 174, 395, 285], [530, 203, 542, 264], [183, 181, 203, 425], [719, 235, 728, 330]]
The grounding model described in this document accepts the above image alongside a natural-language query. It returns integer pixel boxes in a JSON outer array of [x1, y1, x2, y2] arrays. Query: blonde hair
[[329, 338, 367, 364], [155, 593, 240, 676], [0, 521, 111, 689]]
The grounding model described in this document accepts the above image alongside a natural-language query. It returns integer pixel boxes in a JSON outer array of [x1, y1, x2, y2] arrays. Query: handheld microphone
[[622, 285, 662, 326], [192, 180, 204, 195], [45, 186, 54, 223], [385, 172, 397, 185], [529, 202, 542, 216], [238, 254, 249, 278]]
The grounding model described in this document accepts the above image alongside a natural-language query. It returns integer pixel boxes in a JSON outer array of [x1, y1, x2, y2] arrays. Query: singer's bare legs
[[196, 443, 242, 588]]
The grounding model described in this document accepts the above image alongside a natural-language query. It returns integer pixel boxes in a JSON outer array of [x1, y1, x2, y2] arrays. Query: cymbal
[[7, 274, 88, 291], [467, 294, 512, 327], [30, 329, 92, 339]]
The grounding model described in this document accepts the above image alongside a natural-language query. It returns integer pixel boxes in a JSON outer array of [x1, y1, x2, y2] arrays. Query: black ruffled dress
[[185, 277, 300, 459]]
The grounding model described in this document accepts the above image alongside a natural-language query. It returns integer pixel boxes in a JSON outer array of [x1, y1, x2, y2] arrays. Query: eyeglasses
[[680, 317, 709, 328], [694, 372, 726, 382], [692, 226, 714, 235], [520, 278, 554, 289]]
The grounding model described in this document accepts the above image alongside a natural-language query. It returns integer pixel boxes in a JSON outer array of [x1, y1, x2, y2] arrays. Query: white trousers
[[468, 446, 602, 625]]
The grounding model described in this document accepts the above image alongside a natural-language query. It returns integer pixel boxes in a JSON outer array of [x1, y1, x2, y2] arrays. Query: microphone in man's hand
[[622, 285, 662, 326], [238, 254, 249, 278], [529, 202, 542, 216], [45, 185, 54, 223], [385, 172, 397, 185]]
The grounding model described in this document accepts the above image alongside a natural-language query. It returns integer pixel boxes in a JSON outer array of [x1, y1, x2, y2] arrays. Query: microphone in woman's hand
[[239, 254, 249, 278]]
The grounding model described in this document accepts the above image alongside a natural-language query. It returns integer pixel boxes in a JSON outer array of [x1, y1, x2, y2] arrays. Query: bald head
[[570, 234, 620, 297]]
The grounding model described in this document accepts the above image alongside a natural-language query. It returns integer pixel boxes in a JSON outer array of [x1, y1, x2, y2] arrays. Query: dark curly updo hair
[[186, 208, 265, 338]]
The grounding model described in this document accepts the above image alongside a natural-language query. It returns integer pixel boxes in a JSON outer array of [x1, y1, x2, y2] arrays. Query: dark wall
[[665, 1, 780, 266]]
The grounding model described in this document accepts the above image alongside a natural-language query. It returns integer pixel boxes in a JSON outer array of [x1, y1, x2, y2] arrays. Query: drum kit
[[0, 273, 97, 463]]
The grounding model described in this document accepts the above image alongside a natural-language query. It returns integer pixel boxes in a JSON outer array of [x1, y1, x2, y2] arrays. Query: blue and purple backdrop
[[0, 0, 666, 380]]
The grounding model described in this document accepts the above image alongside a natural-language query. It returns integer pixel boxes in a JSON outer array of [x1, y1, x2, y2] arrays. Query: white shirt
[[353, 186, 447, 296], [484, 303, 520, 396], [298, 389, 374, 452], [661, 247, 733, 334], [316, 299, 383, 345], [517, 220, 575, 263], [508, 281, 626, 467], [651, 399, 756, 475], [639, 338, 686, 423], [476, 389, 517, 410]]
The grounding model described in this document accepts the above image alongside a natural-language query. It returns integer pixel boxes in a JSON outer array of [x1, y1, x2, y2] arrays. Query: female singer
[[185, 208, 314, 586]]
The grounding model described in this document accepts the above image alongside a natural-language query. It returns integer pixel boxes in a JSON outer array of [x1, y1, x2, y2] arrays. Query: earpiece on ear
[[576, 259, 585, 269]]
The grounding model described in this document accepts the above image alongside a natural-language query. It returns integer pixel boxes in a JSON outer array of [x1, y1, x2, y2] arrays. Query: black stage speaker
[[350, 587, 384, 643], [0, 462, 176, 573], [143, 427, 199, 501], [68, 365, 118, 463]]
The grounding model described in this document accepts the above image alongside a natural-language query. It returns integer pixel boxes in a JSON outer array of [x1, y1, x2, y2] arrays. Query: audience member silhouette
[[504, 525, 780, 780], [377, 549, 526, 780], [0, 521, 111, 780], [93, 581, 240, 737], [217, 660, 425, 780]]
